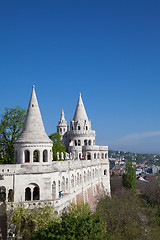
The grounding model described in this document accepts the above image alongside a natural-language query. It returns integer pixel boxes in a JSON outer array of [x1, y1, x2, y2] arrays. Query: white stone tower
[[14, 85, 53, 164], [57, 109, 68, 146], [67, 93, 96, 159]]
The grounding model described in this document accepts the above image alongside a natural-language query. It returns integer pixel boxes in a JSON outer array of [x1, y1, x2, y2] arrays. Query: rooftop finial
[[32, 85, 35, 88]]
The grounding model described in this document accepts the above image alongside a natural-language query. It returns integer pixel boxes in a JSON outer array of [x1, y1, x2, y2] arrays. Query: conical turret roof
[[15, 86, 52, 144], [73, 93, 88, 121], [58, 109, 67, 126]]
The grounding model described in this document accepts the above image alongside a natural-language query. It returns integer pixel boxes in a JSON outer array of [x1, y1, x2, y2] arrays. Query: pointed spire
[[60, 109, 65, 121], [58, 109, 67, 126], [73, 93, 88, 121], [15, 86, 52, 144]]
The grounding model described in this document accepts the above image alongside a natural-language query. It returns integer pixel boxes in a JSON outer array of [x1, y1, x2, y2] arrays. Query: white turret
[[57, 109, 68, 146], [14, 85, 53, 164], [67, 93, 96, 159], [57, 109, 68, 137]]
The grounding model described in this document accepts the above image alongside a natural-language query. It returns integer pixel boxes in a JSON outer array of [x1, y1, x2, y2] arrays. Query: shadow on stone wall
[[0, 204, 7, 240]]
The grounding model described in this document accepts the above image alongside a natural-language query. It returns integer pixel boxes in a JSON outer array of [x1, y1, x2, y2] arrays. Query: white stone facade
[[0, 86, 110, 214]]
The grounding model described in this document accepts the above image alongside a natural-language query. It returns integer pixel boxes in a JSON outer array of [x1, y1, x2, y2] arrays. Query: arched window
[[101, 153, 104, 159], [66, 178, 69, 192], [43, 150, 48, 162], [87, 170, 90, 180], [72, 127, 73, 130], [78, 140, 81, 146], [94, 153, 96, 159], [33, 150, 39, 162], [0, 186, 6, 202], [78, 126, 81, 130], [8, 189, 14, 202], [52, 181, 56, 199], [105, 153, 107, 159], [84, 171, 86, 182], [86, 126, 88, 130], [97, 153, 99, 159], [58, 180, 60, 192], [80, 174, 82, 184], [75, 140, 77, 146], [104, 169, 107, 175], [25, 187, 31, 201], [89, 140, 91, 145], [87, 152, 91, 160], [25, 150, 30, 163], [93, 169, 95, 178], [84, 140, 87, 146], [62, 177, 65, 192], [77, 173, 79, 185], [71, 175, 74, 188], [33, 186, 40, 200]]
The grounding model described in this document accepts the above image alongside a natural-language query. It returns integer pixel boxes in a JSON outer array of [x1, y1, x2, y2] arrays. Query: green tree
[[8, 202, 56, 239], [122, 161, 137, 189], [31, 203, 110, 240], [97, 189, 160, 240], [0, 107, 26, 164], [49, 132, 66, 161]]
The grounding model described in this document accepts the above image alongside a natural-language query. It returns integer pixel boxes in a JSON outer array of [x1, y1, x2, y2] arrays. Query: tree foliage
[[31, 203, 110, 240], [49, 132, 66, 161], [8, 202, 56, 239], [0, 107, 26, 164], [97, 189, 160, 240], [122, 161, 137, 189]]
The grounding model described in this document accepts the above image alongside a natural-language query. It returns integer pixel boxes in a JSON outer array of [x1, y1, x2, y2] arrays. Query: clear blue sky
[[0, 0, 160, 154]]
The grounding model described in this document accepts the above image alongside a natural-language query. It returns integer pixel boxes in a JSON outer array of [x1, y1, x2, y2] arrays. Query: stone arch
[[77, 173, 79, 185], [87, 152, 91, 160], [71, 174, 74, 188], [62, 176, 65, 192], [58, 180, 61, 193], [93, 169, 95, 178], [33, 186, 40, 200], [8, 189, 14, 202], [24, 150, 30, 163], [75, 176, 77, 186], [0, 186, 6, 202], [33, 150, 40, 162], [25, 187, 31, 201], [43, 150, 48, 162], [87, 170, 90, 181], [84, 171, 86, 182], [66, 178, 69, 192], [52, 181, 56, 199], [80, 174, 82, 184]]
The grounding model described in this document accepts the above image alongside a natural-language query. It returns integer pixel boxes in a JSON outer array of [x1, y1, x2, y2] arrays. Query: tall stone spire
[[15, 85, 52, 144], [73, 93, 88, 121], [57, 109, 68, 141], [59, 109, 66, 123]]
